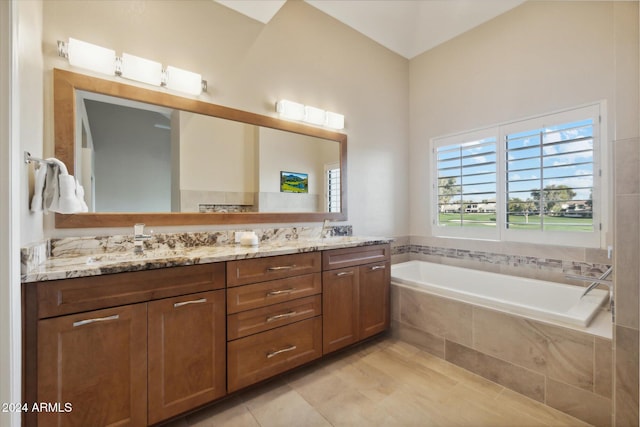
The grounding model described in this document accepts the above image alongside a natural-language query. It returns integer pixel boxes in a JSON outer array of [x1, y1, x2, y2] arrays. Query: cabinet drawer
[[37, 263, 225, 319], [227, 252, 321, 287], [227, 317, 322, 392], [227, 295, 321, 340], [322, 244, 390, 271], [227, 273, 321, 314]]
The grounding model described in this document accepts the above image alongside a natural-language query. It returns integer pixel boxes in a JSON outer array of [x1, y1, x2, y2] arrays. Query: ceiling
[[214, 0, 527, 59]]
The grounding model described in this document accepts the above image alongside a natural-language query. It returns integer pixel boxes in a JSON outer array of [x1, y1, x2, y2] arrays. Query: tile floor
[[162, 337, 593, 427]]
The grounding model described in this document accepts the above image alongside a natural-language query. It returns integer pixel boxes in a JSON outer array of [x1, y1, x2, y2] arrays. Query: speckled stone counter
[[21, 226, 392, 283]]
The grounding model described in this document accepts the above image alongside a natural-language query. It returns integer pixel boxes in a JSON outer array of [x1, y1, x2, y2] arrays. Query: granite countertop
[[22, 235, 392, 283]]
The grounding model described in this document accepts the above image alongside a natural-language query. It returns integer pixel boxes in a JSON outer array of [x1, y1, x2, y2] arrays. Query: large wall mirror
[[53, 68, 347, 228]]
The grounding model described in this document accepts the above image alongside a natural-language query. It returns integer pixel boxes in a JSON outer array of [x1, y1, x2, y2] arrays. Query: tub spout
[[566, 266, 613, 311]]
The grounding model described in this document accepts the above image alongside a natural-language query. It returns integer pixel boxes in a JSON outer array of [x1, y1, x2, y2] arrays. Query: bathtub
[[391, 260, 608, 328]]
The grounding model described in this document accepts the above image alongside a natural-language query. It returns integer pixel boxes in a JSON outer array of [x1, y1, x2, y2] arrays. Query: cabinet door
[[322, 267, 359, 354], [359, 261, 390, 339], [37, 304, 147, 427], [148, 290, 226, 425]]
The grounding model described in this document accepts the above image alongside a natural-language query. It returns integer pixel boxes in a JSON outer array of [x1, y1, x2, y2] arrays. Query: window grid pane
[[437, 138, 497, 228], [505, 119, 594, 232], [327, 168, 340, 213]]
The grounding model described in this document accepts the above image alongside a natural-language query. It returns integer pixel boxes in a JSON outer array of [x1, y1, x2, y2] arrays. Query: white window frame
[[431, 102, 606, 248]]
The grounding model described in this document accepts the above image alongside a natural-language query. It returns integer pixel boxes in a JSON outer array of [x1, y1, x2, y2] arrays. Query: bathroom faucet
[[565, 266, 614, 311], [320, 219, 332, 239], [133, 223, 152, 254]]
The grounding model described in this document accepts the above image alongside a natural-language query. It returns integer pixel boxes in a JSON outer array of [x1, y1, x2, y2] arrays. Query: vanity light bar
[[276, 99, 345, 130], [57, 39, 207, 95]]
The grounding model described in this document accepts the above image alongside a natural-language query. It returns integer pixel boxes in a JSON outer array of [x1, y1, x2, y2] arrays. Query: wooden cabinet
[[147, 290, 226, 424], [358, 260, 391, 339], [25, 243, 390, 426], [322, 244, 390, 354], [37, 304, 147, 427], [322, 266, 359, 353], [226, 253, 323, 392], [24, 263, 225, 427]]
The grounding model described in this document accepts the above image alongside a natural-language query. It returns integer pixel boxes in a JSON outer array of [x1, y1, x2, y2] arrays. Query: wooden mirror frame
[[53, 68, 347, 228]]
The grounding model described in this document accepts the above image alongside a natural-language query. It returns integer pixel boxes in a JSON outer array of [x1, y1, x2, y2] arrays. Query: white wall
[[0, 2, 13, 422], [409, 1, 620, 245], [4, 1, 43, 426], [39, 0, 410, 238], [18, 0, 44, 244]]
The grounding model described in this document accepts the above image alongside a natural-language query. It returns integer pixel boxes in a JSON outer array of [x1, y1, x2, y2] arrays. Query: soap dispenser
[[240, 231, 259, 247]]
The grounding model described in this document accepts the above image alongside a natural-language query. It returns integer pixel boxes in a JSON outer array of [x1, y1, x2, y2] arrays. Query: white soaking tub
[[391, 260, 608, 328]]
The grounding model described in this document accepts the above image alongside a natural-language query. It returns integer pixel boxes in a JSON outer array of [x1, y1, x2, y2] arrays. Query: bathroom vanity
[[19, 68, 390, 426], [22, 238, 391, 426]]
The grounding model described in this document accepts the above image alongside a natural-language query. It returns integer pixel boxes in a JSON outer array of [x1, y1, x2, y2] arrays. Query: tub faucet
[[134, 223, 152, 254], [565, 266, 613, 311]]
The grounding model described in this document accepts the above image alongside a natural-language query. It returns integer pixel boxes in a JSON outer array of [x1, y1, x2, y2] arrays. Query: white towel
[[30, 163, 47, 212], [31, 158, 88, 214]]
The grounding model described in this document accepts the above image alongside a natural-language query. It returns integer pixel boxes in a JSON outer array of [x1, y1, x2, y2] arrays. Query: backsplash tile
[[21, 225, 354, 274], [20, 241, 49, 275]]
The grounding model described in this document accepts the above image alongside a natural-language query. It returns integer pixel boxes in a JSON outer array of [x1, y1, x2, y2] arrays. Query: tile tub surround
[[391, 285, 613, 427], [20, 225, 377, 283], [390, 241, 611, 287]]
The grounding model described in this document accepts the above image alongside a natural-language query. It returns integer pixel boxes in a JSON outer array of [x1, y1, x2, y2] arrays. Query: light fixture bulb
[[276, 100, 305, 121], [121, 53, 163, 86], [67, 38, 116, 76], [304, 106, 326, 125], [164, 66, 203, 96], [325, 111, 345, 130]]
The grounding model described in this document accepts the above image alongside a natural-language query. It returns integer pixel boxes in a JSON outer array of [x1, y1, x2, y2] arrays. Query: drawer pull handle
[[336, 271, 354, 277], [174, 298, 207, 308], [267, 288, 295, 296], [370, 265, 386, 271], [266, 311, 297, 322], [73, 314, 119, 327], [266, 345, 297, 359], [267, 265, 297, 271]]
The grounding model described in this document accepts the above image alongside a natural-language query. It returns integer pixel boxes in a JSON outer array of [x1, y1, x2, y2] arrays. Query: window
[[325, 163, 341, 213], [436, 135, 497, 228], [505, 119, 594, 232], [432, 103, 604, 247]]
